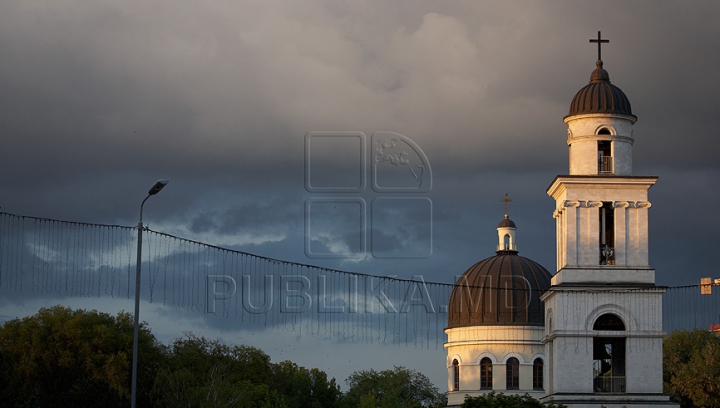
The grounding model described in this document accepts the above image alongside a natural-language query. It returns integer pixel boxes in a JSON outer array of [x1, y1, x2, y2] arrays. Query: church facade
[[445, 34, 678, 408], [445, 211, 552, 406], [445, 207, 552, 405]]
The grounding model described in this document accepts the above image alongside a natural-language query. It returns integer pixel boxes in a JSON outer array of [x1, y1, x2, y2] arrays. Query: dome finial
[[501, 193, 513, 219]]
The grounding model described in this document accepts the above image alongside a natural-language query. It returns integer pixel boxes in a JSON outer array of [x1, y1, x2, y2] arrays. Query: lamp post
[[131, 179, 168, 408]]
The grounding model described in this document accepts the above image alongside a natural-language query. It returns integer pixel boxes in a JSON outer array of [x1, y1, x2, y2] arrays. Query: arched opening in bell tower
[[593, 314, 626, 393], [599, 202, 615, 265], [598, 140, 613, 173]]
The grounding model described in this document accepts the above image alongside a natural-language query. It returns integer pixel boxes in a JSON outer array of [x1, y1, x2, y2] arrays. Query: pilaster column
[[612, 201, 630, 266], [554, 206, 565, 270], [563, 200, 581, 267], [634, 201, 652, 267], [583, 201, 603, 266]]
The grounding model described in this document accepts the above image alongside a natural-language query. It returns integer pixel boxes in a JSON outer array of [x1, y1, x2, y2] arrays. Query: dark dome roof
[[567, 60, 635, 118], [447, 253, 552, 329], [498, 217, 516, 228]]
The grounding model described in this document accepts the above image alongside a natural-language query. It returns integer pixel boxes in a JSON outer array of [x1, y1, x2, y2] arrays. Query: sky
[[2, 0, 720, 392]]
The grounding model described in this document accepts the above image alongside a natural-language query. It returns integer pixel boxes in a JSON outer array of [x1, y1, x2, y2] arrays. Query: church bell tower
[[540, 33, 677, 408]]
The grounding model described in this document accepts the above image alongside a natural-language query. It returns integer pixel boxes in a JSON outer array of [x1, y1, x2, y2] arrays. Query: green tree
[[0, 305, 163, 407], [460, 392, 565, 408], [162, 333, 274, 384], [342, 366, 446, 408], [152, 333, 287, 408], [664, 329, 720, 408], [272, 360, 342, 408]]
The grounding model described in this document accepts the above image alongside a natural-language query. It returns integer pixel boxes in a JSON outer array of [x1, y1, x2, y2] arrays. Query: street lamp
[[131, 179, 168, 408]]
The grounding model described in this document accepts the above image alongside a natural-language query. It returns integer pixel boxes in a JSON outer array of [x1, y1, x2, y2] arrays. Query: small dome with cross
[[497, 194, 517, 228], [566, 32, 635, 119], [446, 195, 552, 328]]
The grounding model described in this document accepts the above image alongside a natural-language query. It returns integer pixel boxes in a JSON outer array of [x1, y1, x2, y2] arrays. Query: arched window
[[480, 358, 493, 389], [533, 359, 544, 390], [593, 314, 626, 393], [503, 234, 510, 250], [593, 313, 625, 330], [452, 359, 460, 391], [598, 127, 612, 135], [506, 358, 519, 390], [598, 141, 613, 173]]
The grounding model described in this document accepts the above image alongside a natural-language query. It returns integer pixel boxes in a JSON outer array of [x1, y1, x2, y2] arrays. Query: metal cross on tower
[[590, 31, 609, 61], [501, 193, 513, 219]]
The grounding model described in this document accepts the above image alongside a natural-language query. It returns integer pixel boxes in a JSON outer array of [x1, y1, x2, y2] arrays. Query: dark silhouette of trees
[[0, 305, 162, 408], [460, 392, 565, 408], [15, 307, 720, 408], [0, 306, 361, 408], [341, 366, 446, 408], [151, 333, 289, 407], [664, 329, 720, 408], [272, 360, 342, 408]]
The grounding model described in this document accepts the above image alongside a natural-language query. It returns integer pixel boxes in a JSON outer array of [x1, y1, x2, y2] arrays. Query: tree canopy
[[664, 329, 720, 408], [0, 305, 162, 407], [14, 307, 720, 408], [1, 305, 448, 408], [273, 360, 342, 408], [342, 366, 446, 408], [151, 333, 290, 408], [460, 392, 565, 408]]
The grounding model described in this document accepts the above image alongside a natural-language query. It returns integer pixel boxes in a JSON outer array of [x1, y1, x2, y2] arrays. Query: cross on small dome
[[501, 193, 513, 220], [590, 31, 609, 62]]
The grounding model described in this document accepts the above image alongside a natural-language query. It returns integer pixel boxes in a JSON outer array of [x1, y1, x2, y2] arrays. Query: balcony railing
[[594, 376, 626, 393], [598, 156, 613, 173], [496, 243, 517, 252]]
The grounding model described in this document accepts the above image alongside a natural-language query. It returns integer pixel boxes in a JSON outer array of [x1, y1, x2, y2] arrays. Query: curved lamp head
[[148, 179, 169, 195]]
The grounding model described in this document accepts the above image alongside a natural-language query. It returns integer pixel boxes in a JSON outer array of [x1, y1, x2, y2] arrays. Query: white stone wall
[[568, 138, 599, 175], [565, 137, 634, 176], [613, 140, 633, 175], [565, 114, 636, 137], [541, 289, 666, 397], [565, 113, 636, 177], [548, 177, 657, 273], [496, 225, 517, 251], [445, 326, 546, 406], [626, 337, 665, 393]]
